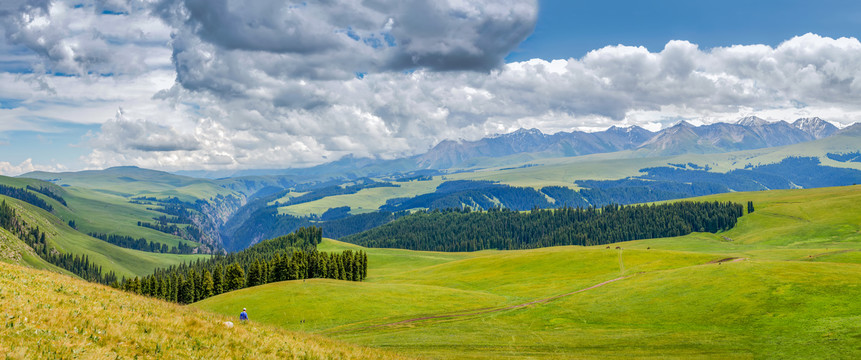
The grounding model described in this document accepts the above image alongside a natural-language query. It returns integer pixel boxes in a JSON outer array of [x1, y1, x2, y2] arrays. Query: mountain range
[[175, 116, 847, 180]]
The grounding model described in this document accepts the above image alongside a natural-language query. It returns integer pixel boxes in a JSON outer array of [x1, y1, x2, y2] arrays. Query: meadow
[[0, 194, 207, 278], [196, 185, 861, 359], [0, 261, 404, 359]]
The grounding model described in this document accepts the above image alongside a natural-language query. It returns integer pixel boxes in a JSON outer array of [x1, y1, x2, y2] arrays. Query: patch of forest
[[88, 232, 195, 254], [224, 206, 409, 249], [0, 200, 117, 284], [25, 185, 67, 206], [273, 178, 399, 207], [0, 185, 54, 212], [120, 227, 368, 304], [827, 151, 861, 163], [342, 201, 744, 252]]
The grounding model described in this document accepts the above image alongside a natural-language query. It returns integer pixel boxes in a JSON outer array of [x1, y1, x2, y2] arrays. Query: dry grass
[[0, 261, 409, 359]]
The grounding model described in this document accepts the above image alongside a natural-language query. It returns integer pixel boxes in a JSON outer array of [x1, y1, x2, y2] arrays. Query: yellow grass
[[0, 261, 409, 359]]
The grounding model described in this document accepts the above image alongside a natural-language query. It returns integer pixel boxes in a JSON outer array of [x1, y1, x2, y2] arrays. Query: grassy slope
[[0, 261, 404, 360], [196, 185, 861, 359], [0, 175, 197, 248], [0, 226, 66, 272], [24, 166, 236, 202], [0, 195, 206, 278]]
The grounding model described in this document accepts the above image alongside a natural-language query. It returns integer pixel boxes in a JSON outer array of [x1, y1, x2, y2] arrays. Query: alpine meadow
[[4, 1, 861, 359]]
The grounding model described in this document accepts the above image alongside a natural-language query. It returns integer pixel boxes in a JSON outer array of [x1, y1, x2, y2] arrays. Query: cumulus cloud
[[0, 0, 171, 76], [155, 0, 537, 78], [92, 108, 200, 152], [0, 158, 66, 176], [3, 2, 861, 172]]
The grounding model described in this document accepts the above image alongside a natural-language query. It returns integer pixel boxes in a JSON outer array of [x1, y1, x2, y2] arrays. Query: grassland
[[196, 185, 861, 359], [0, 175, 198, 248], [0, 194, 207, 278], [0, 261, 405, 360]]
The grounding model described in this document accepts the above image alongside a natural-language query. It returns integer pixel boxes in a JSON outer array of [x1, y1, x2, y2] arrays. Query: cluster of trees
[[224, 203, 408, 251], [0, 185, 53, 212], [381, 180, 554, 212], [137, 221, 203, 243], [0, 200, 117, 284], [88, 232, 195, 254], [826, 151, 861, 163], [25, 185, 67, 206], [273, 179, 398, 207], [343, 201, 744, 252], [135, 200, 206, 243], [119, 227, 367, 304]]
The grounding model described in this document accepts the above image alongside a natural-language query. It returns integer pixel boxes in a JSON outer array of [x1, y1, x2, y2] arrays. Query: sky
[[1, 0, 861, 175]]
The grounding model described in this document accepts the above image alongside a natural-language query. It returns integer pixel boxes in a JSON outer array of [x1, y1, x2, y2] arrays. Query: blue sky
[[1, 0, 861, 174], [512, 0, 861, 61]]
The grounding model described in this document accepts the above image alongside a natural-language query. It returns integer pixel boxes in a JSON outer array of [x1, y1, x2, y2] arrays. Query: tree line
[[343, 201, 744, 252], [120, 227, 368, 304], [88, 232, 195, 254], [0, 199, 117, 284], [0, 185, 53, 212], [25, 185, 67, 206]]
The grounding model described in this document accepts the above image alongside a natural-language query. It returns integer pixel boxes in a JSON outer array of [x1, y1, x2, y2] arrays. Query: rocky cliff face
[[191, 194, 245, 253]]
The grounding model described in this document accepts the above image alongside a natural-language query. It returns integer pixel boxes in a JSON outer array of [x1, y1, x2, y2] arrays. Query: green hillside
[[23, 166, 237, 202], [0, 261, 404, 359], [0, 194, 206, 279], [196, 185, 861, 359]]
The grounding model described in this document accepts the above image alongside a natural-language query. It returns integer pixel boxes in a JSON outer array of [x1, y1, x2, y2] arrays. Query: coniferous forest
[[120, 227, 368, 304], [0, 200, 117, 284], [343, 201, 744, 252]]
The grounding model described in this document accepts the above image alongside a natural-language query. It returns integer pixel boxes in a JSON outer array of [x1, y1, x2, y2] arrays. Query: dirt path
[[803, 249, 856, 260], [325, 276, 630, 334], [708, 257, 748, 264]]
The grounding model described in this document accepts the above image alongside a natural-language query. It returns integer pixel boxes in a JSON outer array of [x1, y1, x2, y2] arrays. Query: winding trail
[[325, 275, 630, 334], [325, 256, 749, 334]]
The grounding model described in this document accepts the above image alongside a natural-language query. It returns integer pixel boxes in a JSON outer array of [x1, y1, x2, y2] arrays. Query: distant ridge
[[167, 117, 853, 178], [416, 117, 848, 167]]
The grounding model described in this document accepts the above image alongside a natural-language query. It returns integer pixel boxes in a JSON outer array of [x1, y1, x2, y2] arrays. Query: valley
[[2, 119, 861, 359]]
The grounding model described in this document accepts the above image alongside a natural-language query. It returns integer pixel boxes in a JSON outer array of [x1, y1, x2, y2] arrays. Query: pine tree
[[195, 268, 205, 301], [202, 270, 214, 298], [362, 251, 368, 280], [226, 263, 245, 291], [747, 201, 755, 214], [183, 269, 197, 304], [213, 264, 224, 295]]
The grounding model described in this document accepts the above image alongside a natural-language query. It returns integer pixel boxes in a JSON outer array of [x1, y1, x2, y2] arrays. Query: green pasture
[[196, 185, 861, 359], [0, 195, 207, 279]]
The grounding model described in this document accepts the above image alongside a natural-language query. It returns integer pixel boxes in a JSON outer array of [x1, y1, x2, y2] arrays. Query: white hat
[[243, 308, 246, 311]]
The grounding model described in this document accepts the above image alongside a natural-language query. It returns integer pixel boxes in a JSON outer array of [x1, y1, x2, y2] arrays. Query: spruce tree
[[362, 251, 368, 280], [194, 268, 205, 301], [179, 275, 194, 304], [226, 263, 245, 291], [202, 270, 214, 298], [213, 264, 224, 295]]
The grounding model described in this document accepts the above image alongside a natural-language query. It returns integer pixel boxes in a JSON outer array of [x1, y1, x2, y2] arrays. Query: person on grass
[[240, 308, 248, 323]]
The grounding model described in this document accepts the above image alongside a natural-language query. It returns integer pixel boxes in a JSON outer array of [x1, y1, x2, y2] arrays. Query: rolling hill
[[195, 185, 861, 359], [0, 260, 403, 359]]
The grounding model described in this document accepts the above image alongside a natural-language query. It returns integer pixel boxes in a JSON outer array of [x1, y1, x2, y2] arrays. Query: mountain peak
[[792, 117, 838, 139], [736, 116, 769, 127]]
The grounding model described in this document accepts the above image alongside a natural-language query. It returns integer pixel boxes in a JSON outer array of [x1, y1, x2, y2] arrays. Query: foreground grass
[[0, 261, 405, 359]]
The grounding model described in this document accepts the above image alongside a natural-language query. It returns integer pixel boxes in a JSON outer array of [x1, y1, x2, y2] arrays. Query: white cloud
[[0, 158, 66, 176], [2, 2, 861, 172]]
